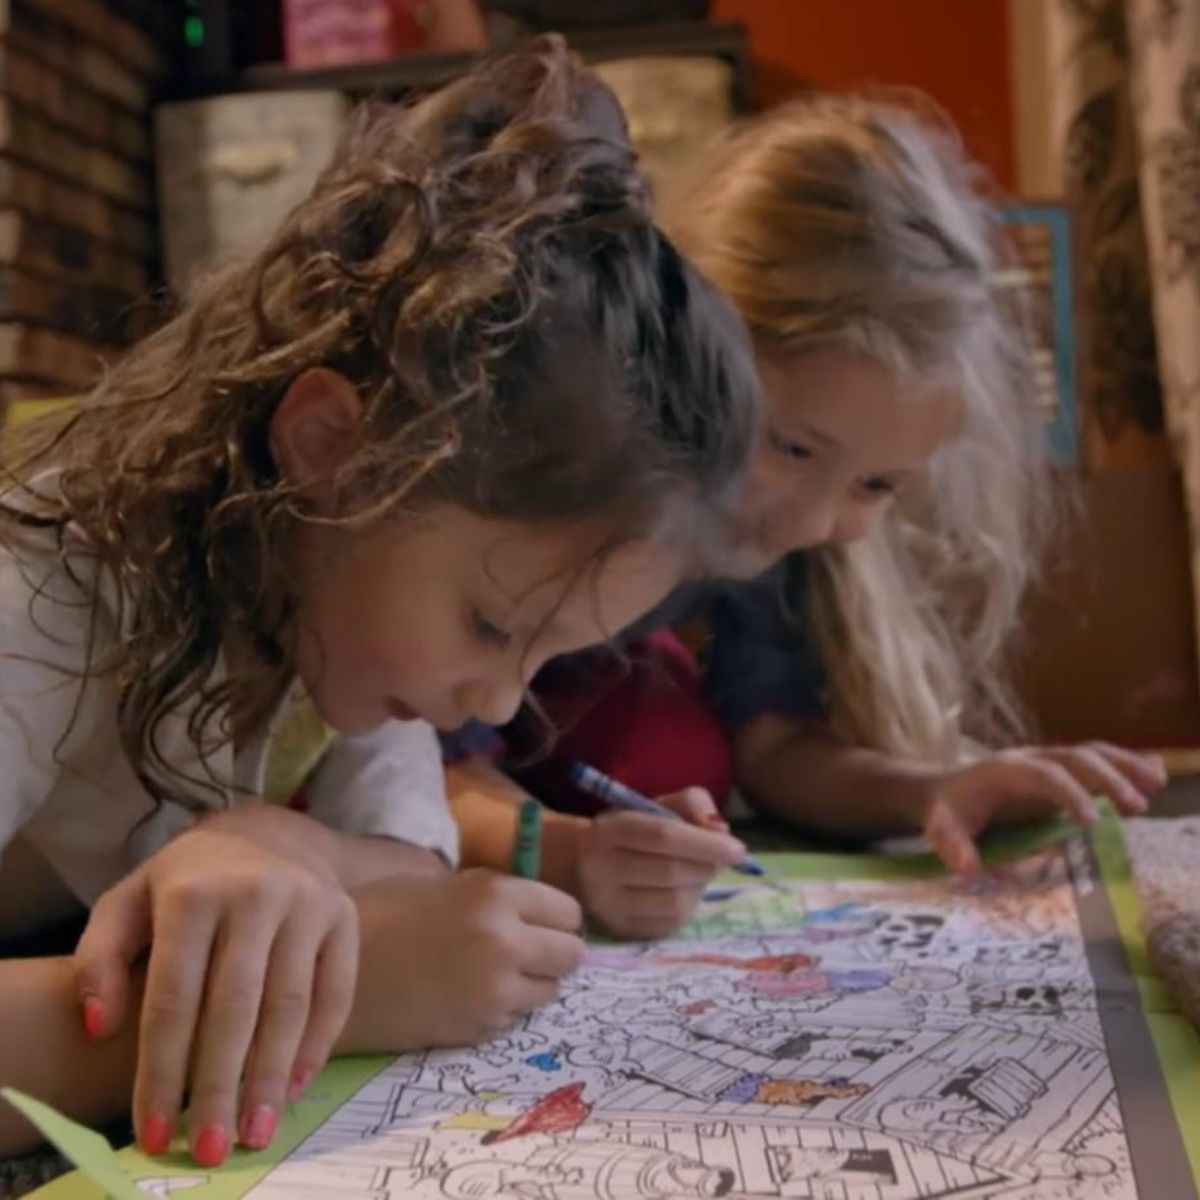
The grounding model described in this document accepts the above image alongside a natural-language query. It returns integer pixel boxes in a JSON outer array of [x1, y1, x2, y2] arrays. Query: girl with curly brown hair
[[0, 38, 758, 1165]]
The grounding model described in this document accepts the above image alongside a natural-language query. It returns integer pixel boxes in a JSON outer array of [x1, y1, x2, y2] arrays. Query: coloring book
[[30, 820, 1200, 1199]]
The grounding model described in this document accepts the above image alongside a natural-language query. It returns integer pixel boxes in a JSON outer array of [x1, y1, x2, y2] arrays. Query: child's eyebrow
[[777, 420, 841, 450]]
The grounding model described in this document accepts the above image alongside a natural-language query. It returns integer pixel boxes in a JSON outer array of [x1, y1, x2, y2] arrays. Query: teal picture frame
[[998, 203, 1079, 465]]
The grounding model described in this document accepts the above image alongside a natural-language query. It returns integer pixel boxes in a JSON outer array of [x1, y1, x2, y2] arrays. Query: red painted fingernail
[[287, 1067, 313, 1103], [81, 996, 104, 1041], [192, 1124, 229, 1168], [702, 813, 730, 830], [240, 1105, 278, 1150], [138, 1112, 171, 1157]]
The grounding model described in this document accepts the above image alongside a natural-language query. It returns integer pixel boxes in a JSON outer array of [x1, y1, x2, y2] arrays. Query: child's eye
[[859, 475, 899, 498], [767, 430, 813, 461], [470, 606, 512, 648]]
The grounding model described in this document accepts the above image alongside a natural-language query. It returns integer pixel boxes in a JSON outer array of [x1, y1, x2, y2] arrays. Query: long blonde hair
[[672, 92, 1056, 761]]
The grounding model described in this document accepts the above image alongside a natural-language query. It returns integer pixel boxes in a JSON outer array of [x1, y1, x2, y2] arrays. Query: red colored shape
[[656, 951, 816, 973], [486, 1083, 592, 1144]]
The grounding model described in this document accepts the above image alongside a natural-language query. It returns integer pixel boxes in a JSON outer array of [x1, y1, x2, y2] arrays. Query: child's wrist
[[538, 810, 590, 898], [200, 804, 343, 883]]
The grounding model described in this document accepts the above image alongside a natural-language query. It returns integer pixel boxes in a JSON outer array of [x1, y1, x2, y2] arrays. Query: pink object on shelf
[[282, 0, 427, 68]]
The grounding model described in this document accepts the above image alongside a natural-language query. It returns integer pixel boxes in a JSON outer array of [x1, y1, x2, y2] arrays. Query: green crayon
[[510, 796, 543, 880]]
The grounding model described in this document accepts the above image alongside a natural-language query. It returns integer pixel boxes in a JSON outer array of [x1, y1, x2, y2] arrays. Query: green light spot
[[184, 14, 204, 47]]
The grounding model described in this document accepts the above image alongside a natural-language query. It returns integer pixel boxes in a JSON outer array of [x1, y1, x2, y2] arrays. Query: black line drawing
[[239, 845, 1175, 1199]]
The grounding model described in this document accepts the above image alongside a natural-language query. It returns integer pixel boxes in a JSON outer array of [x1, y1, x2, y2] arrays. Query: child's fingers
[[654, 787, 727, 829], [517, 927, 586, 983], [1041, 746, 1148, 815], [184, 907, 281, 1167], [283, 898, 359, 1108], [994, 756, 1099, 827], [607, 885, 706, 939], [599, 845, 717, 889], [132, 894, 221, 1157], [600, 811, 746, 867], [73, 870, 152, 1041], [1078, 742, 1167, 793], [235, 915, 325, 1150], [505, 876, 584, 934], [507, 975, 563, 1020], [616, 885, 704, 927], [924, 806, 983, 878]]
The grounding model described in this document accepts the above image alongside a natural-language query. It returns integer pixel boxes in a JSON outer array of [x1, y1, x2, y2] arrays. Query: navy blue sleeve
[[703, 559, 826, 731], [439, 720, 506, 764]]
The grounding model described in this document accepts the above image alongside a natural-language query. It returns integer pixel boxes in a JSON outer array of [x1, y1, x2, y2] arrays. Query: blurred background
[[1, 0, 1198, 756]]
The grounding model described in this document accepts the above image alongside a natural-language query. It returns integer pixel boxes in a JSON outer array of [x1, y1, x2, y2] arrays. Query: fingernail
[[240, 1105, 278, 1150], [702, 813, 729, 830], [138, 1112, 171, 1157], [287, 1066, 313, 1103], [192, 1124, 229, 1168], [81, 996, 104, 1041], [735, 859, 766, 876]]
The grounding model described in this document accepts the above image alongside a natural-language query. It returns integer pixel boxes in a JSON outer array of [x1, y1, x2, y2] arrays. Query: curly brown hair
[[2, 36, 759, 806]]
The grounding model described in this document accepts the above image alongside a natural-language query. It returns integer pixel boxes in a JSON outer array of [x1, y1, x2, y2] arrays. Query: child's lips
[[387, 697, 419, 722]]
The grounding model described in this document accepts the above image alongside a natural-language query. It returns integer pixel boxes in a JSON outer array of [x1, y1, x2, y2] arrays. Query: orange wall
[[711, 0, 1016, 188]]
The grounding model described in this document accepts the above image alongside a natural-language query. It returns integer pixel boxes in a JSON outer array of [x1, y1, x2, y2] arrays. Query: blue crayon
[[569, 761, 766, 877]]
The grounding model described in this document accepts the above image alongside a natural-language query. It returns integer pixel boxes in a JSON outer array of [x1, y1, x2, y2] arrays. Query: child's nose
[[790, 498, 840, 550], [831, 505, 880, 546]]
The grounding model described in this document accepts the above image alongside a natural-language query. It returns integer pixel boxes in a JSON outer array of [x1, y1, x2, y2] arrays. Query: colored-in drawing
[[483, 1083, 592, 1144], [236, 841, 1186, 1200], [740, 965, 893, 1000], [652, 951, 816, 973]]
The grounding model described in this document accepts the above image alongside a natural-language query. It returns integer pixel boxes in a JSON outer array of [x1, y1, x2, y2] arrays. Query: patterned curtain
[[1050, 0, 1200, 668]]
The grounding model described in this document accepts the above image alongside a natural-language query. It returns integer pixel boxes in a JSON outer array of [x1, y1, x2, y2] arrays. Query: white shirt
[[0, 532, 457, 923]]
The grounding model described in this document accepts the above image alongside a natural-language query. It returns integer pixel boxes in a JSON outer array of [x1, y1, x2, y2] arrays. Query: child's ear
[[270, 368, 362, 492]]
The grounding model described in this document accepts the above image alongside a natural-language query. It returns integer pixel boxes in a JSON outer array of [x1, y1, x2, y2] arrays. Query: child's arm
[[0, 956, 141, 1156], [2, 871, 583, 1157], [449, 756, 587, 893], [734, 715, 1167, 874], [303, 719, 460, 885], [449, 756, 748, 939], [188, 802, 447, 889]]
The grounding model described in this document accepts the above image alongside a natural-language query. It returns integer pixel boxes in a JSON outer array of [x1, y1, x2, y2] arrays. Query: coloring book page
[[31, 822, 1200, 1199]]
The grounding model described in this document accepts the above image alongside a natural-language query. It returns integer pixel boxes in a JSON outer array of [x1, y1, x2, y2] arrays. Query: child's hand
[[922, 742, 1167, 877], [73, 826, 358, 1166], [576, 788, 748, 940], [345, 869, 585, 1051]]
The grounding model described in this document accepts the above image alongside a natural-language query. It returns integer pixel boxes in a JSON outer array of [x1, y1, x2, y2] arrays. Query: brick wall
[[0, 0, 167, 406]]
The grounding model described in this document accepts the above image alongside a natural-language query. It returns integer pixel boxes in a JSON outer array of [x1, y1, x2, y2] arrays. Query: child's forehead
[[759, 349, 960, 455], [470, 520, 685, 634]]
